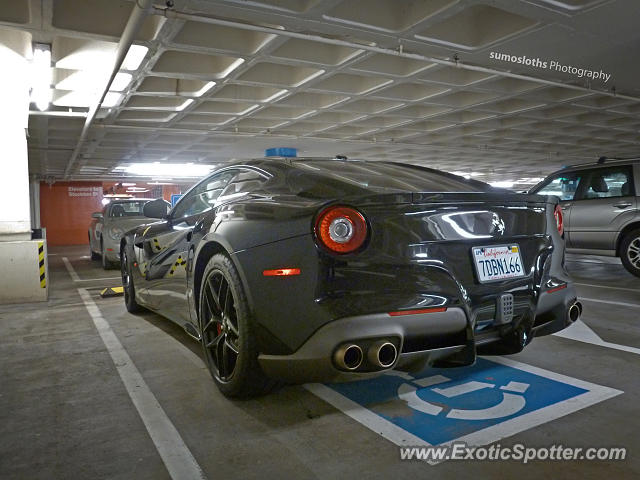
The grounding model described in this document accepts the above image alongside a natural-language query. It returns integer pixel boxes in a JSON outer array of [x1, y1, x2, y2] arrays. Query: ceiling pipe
[[63, 0, 155, 179], [152, 6, 640, 104]]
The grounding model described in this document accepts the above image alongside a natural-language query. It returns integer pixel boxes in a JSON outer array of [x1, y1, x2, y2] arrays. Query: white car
[[89, 198, 169, 269]]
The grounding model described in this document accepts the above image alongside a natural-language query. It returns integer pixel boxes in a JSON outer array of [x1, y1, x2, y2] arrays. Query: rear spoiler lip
[[339, 191, 553, 207]]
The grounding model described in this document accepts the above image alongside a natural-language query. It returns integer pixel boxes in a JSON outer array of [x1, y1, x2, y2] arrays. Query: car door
[[143, 169, 238, 325], [532, 171, 585, 246], [567, 165, 636, 251]]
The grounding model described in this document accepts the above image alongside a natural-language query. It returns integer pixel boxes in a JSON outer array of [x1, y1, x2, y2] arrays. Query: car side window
[[219, 170, 268, 198], [580, 167, 634, 200], [171, 170, 236, 219], [535, 172, 583, 201]]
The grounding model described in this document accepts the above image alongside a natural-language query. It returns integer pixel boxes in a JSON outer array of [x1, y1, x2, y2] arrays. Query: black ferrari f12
[[120, 158, 581, 397]]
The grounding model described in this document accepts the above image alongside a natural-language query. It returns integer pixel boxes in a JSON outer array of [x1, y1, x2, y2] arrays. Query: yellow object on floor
[[100, 286, 124, 298]]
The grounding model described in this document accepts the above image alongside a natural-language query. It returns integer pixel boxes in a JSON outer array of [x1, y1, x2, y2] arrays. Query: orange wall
[[40, 182, 103, 246], [162, 185, 183, 203]]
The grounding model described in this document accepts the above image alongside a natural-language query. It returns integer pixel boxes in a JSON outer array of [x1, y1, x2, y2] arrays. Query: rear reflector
[[389, 307, 447, 316], [263, 268, 301, 277], [547, 283, 567, 294]]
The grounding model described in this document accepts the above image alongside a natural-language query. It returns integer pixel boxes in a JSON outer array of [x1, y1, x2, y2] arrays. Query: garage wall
[[40, 181, 102, 246], [162, 185, 182, 203]]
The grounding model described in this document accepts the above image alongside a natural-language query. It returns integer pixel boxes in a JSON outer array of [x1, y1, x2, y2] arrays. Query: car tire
[[101, 239, 112, 270], [620, 228, 640, 278], [199, 253, 277, 398], [89, 233, 100, 260], [121, 247, 143, 313]]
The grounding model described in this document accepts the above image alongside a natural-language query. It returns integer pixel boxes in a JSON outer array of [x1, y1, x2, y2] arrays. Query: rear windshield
[[108, 201, 149, 217], [290, 160, 490, 195]]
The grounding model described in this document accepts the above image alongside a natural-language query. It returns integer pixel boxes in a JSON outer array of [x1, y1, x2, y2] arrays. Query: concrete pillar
[[0, 27, 32, 240], [0, 28, 49, 304]]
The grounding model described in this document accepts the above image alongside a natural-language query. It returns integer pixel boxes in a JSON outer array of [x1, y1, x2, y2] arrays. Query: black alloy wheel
[[201, 268, 241, 383], [199, 254, 276, 398], [121, 248, 142, 313]]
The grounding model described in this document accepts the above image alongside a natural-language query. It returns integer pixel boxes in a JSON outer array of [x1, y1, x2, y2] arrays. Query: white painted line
[[501, 381, 530, 393], [77, 288, 206, 480], [579, 297, 640, 309], [414, 374, 450, 388], [433, 380, 494, 398], [575, 282, 639, 293], [447, 392, 525, 420], [74, 276, 121, 283], [62, 257, 81, 282], [554, 319, 640, 356], [304, 383, 430, 446]]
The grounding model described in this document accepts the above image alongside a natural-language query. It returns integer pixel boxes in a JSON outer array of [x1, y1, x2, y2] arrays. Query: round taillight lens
[[315, 206, 368, 254], [554, 204, 564, 236]]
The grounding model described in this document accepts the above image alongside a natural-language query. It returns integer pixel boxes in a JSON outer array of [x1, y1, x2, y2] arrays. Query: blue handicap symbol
[[326, 357, 588, 445]]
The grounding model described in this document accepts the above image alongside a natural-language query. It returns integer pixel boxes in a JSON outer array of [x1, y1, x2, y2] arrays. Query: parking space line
[[74, 276, 121, 283], [579, 297, 640, 309], [77, 288, 206, 480], [575, 283, 639, 292], [61, 256, 122, 283], [554, 319, 640, 356], [62, 257, 80, 282]]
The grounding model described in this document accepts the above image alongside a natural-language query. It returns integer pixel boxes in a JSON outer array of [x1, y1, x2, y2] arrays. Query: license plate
[[472, 245, 525, 283]]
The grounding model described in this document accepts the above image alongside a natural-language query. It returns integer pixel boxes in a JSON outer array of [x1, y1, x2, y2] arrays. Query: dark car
[[120, 158, 580, 398]]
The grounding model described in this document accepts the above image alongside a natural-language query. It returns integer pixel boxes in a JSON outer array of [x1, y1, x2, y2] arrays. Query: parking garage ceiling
[[4, 0, 640, 188]]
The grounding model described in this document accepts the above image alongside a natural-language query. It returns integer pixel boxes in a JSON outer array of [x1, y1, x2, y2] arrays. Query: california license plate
[[472, 245, 525, 283]]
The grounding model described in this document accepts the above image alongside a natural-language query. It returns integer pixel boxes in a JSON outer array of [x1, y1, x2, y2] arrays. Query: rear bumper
[[258, 283, 579, 383], [258, 308, 468, 383], [103, 237, 121, 262]]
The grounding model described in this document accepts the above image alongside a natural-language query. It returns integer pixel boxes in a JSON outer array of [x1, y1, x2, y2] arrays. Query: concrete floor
[[1, 246, 639, 479]]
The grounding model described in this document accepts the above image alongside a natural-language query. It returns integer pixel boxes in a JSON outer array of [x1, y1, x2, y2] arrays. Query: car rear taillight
[[315, 205, 368, 254], [554, 204, 564, 236]]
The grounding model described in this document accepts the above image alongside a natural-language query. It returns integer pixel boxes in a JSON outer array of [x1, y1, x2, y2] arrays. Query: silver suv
[[530, 157, 640, 277]]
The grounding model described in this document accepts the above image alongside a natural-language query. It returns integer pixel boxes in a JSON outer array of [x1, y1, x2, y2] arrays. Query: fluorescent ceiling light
[[194, 81, 216, 97], [263, 89, 289, 103], [516, 177, 544, 184], [31, 43, 52, 111], [122, 45, 148, 70], [222, 58, 246, 78], [122, 163, 215, 178], [451, 171, 485, 179], [294, 69, 326, 88], [111, 72, 132, 91], [102, 92, 123, 108], [489, 181, 515, 188], [121, 182, 136, 186], [177, 99, 195, 111]]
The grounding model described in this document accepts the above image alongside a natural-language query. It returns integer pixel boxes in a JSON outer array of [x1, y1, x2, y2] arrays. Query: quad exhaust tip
[[334, 344, 363, 371], [368, 341, 398, 369]]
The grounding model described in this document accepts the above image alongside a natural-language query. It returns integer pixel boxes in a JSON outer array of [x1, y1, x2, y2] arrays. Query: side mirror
[[143, 199, 171, 219], [91, 212, 103, 219]]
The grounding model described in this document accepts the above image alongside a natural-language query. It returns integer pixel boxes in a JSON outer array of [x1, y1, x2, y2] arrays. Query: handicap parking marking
[[305, 356, 622, 454]]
